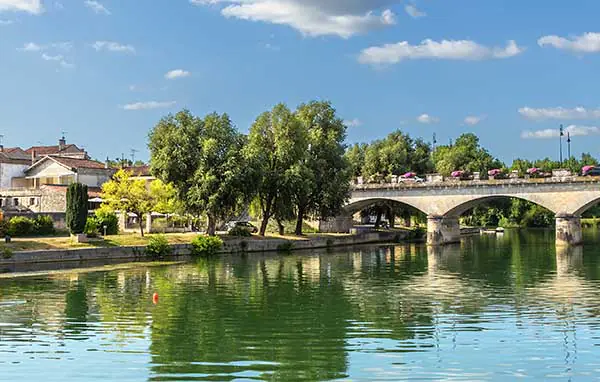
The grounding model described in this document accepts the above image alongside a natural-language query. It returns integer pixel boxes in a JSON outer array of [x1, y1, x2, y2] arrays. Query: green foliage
[[84, 217, 99, 238], [33, 215, 55, 235], [8, 216, 34, 236], [0, 219, 8, 237], [433, 133, 503, 177], [244, 104, 307, 236], [228, 226, 253, 237], [66, 183, 88, 235], [94, 208, 119, 235], [191, 235, 223, 256], [461, 198, 555, 228], [101, 169, 167, 237], [149, 110, 252, 236], [409, 226, 426, 240], [1, 246, 13, 259], [146, 235, 171, 258]]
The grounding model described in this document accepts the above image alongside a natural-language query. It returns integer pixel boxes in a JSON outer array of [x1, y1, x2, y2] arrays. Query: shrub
[[146, 235, 171, 258], [0, 220, 9, 237], [191, 235, 223, 256], [8, 216, 34, 237], [94, 209, 119, 235], [66, 183, 88, 235], [228, 226, 252, 237], [84, 217, 99, 238], [1, 246, 13, 259], [33, 215, 55, 236]]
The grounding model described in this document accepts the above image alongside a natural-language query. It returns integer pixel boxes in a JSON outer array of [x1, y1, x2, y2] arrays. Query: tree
[[101, 169, 155, 237], [149, 110, 251, 235], [433, 133, 503, 177], [292, 101, 351, 235], [244, 104, 307, 236], [66, 183, 88, 235], [345, 143, 367, 178]]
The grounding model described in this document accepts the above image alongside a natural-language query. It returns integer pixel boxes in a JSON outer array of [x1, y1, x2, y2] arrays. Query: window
[[30, 198, 36, 206], [13, 198, 18, 206], [0, 199, 3, 207]]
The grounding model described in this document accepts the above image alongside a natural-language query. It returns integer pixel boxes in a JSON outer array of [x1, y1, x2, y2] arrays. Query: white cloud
[[464, 115, 485, 126], [417, 113, 439, 124], [359, 39, 523, 65], [84, 0, 110, 15], [18, 41, 74, 68], [122, 101, 177, 111], [41, 53, 63, 61], [518, 106, 600, 121], [344, 118, 362, 127], [0, 0, 43, 14], [19, 42, 41, 51], [190, 0, 398, 38], [92, 41, 135, 53], [538, 32, 600, 53], [404, 4, 425, 18], [165, 69, 191, 80], [521, 125, 600, 139], [0, 19, 14, 24]]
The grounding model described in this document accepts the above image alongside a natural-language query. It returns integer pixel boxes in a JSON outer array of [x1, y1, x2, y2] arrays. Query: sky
[[1, 0, 600, 163]]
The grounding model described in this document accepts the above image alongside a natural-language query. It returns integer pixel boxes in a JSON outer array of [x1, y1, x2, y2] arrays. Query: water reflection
[[1, 230, 600, 381]]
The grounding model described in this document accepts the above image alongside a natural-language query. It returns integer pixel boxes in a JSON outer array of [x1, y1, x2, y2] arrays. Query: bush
[[1, 246, 13, 259], [146, 235, 171, 258], [191, 235, 223, 256], [33, 215, 55, 236], [66, 183, 88, 235], [0, 220, 9, 237], [228, 226, 252, 237], [8, 216, 34, 237], [84, 217, 99, 238], [94, 209, 119, 235]]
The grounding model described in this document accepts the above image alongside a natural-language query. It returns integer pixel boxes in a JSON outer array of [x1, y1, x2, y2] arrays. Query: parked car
[[582, 166, 600, 176], [226, 221, 258, 234]]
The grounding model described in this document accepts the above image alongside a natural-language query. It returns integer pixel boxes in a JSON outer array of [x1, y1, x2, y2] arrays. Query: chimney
[[59, 136, 66, 150], [105, 156, 110, 169], [31, 150, 36, 165]]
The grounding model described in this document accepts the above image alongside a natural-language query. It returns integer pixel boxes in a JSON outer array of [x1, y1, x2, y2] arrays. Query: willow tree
[[244, 104, 307, 236], [149, 110, 251, 235]]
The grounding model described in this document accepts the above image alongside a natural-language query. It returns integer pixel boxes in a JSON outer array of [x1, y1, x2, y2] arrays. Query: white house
[[0, 147, 33, 189], [16, 156, 115, 189]]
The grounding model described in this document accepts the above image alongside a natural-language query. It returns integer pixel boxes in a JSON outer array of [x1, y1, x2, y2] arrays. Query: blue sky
[[1, 0, 600, 163]]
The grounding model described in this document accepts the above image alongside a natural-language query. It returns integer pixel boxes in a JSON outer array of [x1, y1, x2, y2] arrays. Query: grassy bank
[[3, 232, 353, 253]]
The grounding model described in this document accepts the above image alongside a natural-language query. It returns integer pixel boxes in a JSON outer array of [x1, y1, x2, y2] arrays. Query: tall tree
[[149, 110, 251, 235], [66, 183, 88, 235], [293, 101, 351, 235], [101, 170, 155, 237], [244, 104, 307, 236], [432, 133, 503, 176]]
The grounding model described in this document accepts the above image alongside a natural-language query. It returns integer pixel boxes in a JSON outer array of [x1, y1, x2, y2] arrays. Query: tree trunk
[[277, 219, 285, 236], [404, 213, 411, 228], [207, 215, 216, 236], [138, 214, 145, 237], [259, 217, 269, 236], [295, 206, 305, 236]]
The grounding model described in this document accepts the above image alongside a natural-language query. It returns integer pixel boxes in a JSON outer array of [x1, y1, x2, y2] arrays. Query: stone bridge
[[334, 178, 600, 246]]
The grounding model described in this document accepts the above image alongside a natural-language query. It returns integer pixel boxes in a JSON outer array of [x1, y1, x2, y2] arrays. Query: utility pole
[[567, 132, 571, 160], [559, 124, 564, 167], [432, 133, 437, 151], [130, 148, 139, 165]]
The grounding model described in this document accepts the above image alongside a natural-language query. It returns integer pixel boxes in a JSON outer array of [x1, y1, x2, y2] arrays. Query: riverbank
[[0, 231, 410, 271]]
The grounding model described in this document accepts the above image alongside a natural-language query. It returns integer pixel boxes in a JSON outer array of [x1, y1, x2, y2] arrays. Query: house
[[13, 155, 115, 189], [123, 165, 155, 183], [0, 146, 32, 189], [25, 136, 89, 161]]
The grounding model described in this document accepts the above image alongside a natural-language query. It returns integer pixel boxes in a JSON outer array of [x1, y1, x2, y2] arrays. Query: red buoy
[[152, 293, 159, 304]]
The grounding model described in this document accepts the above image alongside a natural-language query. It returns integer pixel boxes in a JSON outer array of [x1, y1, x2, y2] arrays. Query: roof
[[0, 147, 30, 162], [25, 144, 84, 156], [123, 165, 152, 177], [26, 155, 110, 173]]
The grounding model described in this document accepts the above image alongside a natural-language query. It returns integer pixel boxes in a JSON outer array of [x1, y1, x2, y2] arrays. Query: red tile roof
[[123, 165, 151, 177]]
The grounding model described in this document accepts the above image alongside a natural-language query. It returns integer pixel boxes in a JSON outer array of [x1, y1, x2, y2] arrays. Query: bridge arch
[[442, 195, 558, 218], [344, 198, 429, 217]]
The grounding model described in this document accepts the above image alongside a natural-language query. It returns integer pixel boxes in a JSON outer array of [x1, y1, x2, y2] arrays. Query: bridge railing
[[351, 174, 600, 190]]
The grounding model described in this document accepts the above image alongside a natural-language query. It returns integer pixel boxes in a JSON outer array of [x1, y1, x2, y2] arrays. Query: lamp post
[[567, 132, 571, 160], [559, 124, 564, 167]]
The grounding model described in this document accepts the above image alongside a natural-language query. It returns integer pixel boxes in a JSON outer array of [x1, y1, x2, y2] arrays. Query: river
[[1, 229, 600, 381]]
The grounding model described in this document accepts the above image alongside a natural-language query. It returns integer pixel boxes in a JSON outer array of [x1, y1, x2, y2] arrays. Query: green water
[[2, 229, 600, 381]]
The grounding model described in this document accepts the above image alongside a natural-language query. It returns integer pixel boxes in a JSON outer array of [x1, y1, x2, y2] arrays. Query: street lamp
[[559, 124, 564, 167], [567, 132, 571, 160]]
